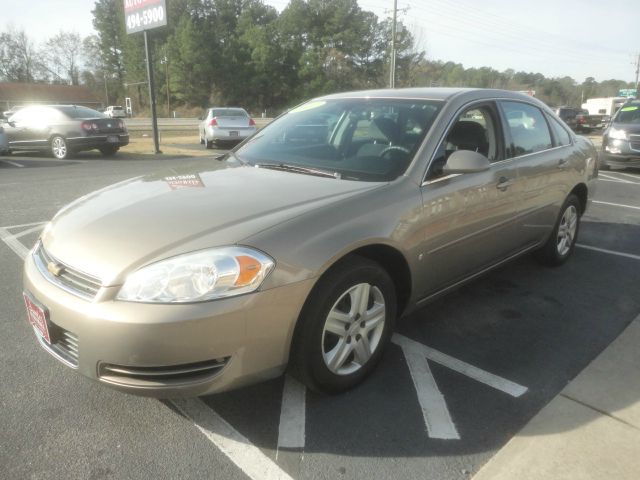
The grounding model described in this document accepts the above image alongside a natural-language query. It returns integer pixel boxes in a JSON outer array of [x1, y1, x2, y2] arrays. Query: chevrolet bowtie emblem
[[47, 262, 65, 277]]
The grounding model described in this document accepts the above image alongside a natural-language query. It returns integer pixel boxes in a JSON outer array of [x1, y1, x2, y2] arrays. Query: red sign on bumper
[[23, 292, 51, 344]]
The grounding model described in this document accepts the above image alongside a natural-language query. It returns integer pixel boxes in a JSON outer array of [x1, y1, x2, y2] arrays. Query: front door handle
[[497, 177, 513, 191]]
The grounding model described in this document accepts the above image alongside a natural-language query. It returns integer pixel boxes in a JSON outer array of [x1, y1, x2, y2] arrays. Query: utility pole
[[161, 56, 171, 117], [635, 52, 640, 95], [143, 30, 162, 154], [103, 71, 109, 106], [389, 0, 397, 88]]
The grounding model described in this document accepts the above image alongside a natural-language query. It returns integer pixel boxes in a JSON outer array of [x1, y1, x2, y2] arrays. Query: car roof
[[316, 87, 540, 103]]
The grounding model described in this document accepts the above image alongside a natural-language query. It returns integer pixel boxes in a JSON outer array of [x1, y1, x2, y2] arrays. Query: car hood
[[43, 160, 383, 286]]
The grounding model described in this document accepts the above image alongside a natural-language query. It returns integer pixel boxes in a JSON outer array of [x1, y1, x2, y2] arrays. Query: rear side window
[[547, 115, 572, 146], [501, 101, 552, 156]]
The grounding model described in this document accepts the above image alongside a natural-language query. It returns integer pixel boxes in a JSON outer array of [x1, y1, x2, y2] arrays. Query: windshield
[[236, 98, 443, 181], [57, 106, 105, 119], [614, 104, 640, 124]]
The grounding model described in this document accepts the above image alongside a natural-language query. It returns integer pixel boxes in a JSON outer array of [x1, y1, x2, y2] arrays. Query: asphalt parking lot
[[1, 148, 639, 480]]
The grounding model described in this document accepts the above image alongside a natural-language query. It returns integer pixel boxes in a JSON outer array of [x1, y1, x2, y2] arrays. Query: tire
[[50, 135, 70, 160], [535, 194, 581, 266], [289, 256, 397, 393], [99, 146, 119, 156], [199, 130, 205, 145], [205, 138, 214, 149]]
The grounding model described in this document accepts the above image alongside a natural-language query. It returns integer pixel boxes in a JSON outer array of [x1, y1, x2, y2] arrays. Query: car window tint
[[211, 108, 248, 117], [615, 104, 640, 124], [427, 105, 500, 180], [548, 115, 572, 146], [57, 106, 105, 119], [501, 101, 552, 156]]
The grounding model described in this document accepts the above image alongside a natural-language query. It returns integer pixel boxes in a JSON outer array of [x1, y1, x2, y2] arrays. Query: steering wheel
[[380, 145, 410, 158]]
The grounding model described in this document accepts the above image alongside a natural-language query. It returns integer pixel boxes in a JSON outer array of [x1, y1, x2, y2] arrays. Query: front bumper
[[23, 250, 314, 397]]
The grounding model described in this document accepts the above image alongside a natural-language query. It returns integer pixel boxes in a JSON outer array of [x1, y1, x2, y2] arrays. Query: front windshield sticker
[[620, 106, 638, 112], [290, 101, 326, 113]]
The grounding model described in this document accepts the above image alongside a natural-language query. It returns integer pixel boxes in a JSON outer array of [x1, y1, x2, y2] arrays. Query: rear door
[[416, 101, 522, 298], [498, 101, 571, 247]]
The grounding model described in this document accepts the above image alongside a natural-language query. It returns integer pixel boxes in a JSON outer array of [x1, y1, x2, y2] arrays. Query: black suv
[[601, 100, 640, 170]]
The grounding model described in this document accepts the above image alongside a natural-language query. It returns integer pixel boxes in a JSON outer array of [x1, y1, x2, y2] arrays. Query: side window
[[427, 104, 501, 180], [501, 101, 552, 156], [547, 115, 572, 146]]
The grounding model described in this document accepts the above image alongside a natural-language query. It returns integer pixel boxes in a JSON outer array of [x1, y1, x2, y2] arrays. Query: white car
[[104, 106, 127, 118], [199, 107, 257, 148]]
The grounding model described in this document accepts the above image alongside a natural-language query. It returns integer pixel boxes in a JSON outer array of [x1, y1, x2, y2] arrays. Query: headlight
[[608, 128, 628, 140], [117, 247, 275, 303]]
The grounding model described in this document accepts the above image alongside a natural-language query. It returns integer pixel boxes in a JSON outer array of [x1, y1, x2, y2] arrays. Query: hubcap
[[557, 205, 578, 256], [52, 138, 66, 158], [321, 283, 386, 375]]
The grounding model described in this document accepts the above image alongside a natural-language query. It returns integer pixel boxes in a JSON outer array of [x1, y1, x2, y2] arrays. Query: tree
[[0, 27, 44, 82], [43, 32, 84, 85]]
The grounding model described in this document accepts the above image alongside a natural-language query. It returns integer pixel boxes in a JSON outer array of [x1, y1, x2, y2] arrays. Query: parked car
[[104, 105, 126, 118], [600, 100, 640, 169], [3, 105, 129, 159], [198, 107, 257, 148], [553, 106, 580, 129], [23, 88, 597, 397]]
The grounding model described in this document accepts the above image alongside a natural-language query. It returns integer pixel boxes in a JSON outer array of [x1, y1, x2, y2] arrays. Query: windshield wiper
[[254, 162, 340, 179]]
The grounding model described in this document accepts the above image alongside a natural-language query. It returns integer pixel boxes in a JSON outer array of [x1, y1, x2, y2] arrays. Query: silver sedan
[[198, 107, 257, 148]]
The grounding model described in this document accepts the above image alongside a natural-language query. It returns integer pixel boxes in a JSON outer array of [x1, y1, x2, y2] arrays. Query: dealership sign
[[124, 0, 167, 34]]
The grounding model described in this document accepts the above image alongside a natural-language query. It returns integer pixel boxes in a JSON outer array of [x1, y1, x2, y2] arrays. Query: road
[[1, 150, 639, 480]]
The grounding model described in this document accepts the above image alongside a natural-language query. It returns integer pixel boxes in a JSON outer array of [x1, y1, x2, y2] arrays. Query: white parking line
[[401, 343, 460, 439], [577, 244, 640, 261], [598, 175, 638, 185], [0, 159, 24, 168], [277, 375, 306, 452], [393, 334, 528, 398], [12, 224, 46, 239], [593, 200, 640, 211], [611, 171, 640, 181], [2, 220, 48, 230], [0, 227, 29, 259], [171, 398, 294, 480]]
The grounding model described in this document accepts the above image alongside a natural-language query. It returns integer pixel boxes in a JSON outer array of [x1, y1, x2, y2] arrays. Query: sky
[[2, 0, 639, 83]]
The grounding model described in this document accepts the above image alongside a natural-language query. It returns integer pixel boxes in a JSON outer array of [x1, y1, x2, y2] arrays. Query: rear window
[[57, 106, 105, 119], [210, 108, 248, 117]]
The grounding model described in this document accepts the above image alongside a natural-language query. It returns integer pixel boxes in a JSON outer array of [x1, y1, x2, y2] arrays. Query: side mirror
[[443, 150, 490, 174]]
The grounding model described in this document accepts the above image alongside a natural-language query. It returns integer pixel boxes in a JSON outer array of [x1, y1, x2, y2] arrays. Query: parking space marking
[[172, 398, 294, 480], [0, 159, 24, 168], [577, 244, 640, 261], [593, 200, 640, 211], [393, 334, 528, 398], [401, 340, 460, 439], [277, 374, 306, 452], [599, 173, 640, 184], [0, 227, 29, 259], [611, 171, 640, 181], [11, 224, 46, 239]]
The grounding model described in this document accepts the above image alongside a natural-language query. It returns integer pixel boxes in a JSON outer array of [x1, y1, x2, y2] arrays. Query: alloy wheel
[[557, 205, 578, 256]]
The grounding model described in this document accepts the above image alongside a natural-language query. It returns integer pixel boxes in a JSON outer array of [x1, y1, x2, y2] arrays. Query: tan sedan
[[23, 88, 598, 397]]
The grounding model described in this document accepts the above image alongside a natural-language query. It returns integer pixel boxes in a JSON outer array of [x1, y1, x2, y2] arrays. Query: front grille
[[36, 324, 79, 368], [630, 135, 640, 152], [34, 243, 102, 300], [99, 358, 230, 387]]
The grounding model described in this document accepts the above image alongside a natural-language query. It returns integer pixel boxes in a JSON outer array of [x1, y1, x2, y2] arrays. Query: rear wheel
[[199, 130, 205, 145], [535, 194, 581, 266], [205, 138, 214, 149], [289, 256, 396, 393], [51, 136, 70, 160], [99, 146, 119, 156]]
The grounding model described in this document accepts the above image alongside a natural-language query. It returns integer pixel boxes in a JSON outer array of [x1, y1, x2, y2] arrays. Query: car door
[[416, 101, 522, 299], [6, 106, 51, 150], [498, 101, 570, 247]]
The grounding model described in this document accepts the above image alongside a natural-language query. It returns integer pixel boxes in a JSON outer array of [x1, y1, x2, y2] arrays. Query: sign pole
[[144, 29, 161, 154]]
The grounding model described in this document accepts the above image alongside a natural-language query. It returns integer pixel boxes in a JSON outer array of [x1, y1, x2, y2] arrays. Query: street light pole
[[389, 0, 397, 88], [103, 71, 109, 106]]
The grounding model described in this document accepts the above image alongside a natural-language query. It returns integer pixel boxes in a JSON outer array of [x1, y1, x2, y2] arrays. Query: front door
[[415, 102, 522, 299]]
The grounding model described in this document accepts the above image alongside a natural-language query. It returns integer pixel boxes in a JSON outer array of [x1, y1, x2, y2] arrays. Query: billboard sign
[[124, 0, 167, 34], [618, 89, 637, 98]]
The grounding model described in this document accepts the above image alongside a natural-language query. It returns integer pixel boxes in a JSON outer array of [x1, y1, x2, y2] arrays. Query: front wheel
[[289, 256, 396, 393], [535, 194, 581, 266], [51, 136, 70, 160]]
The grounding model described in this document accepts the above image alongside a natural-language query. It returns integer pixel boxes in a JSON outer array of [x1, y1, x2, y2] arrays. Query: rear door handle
[[497, 177, 513, 191]]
